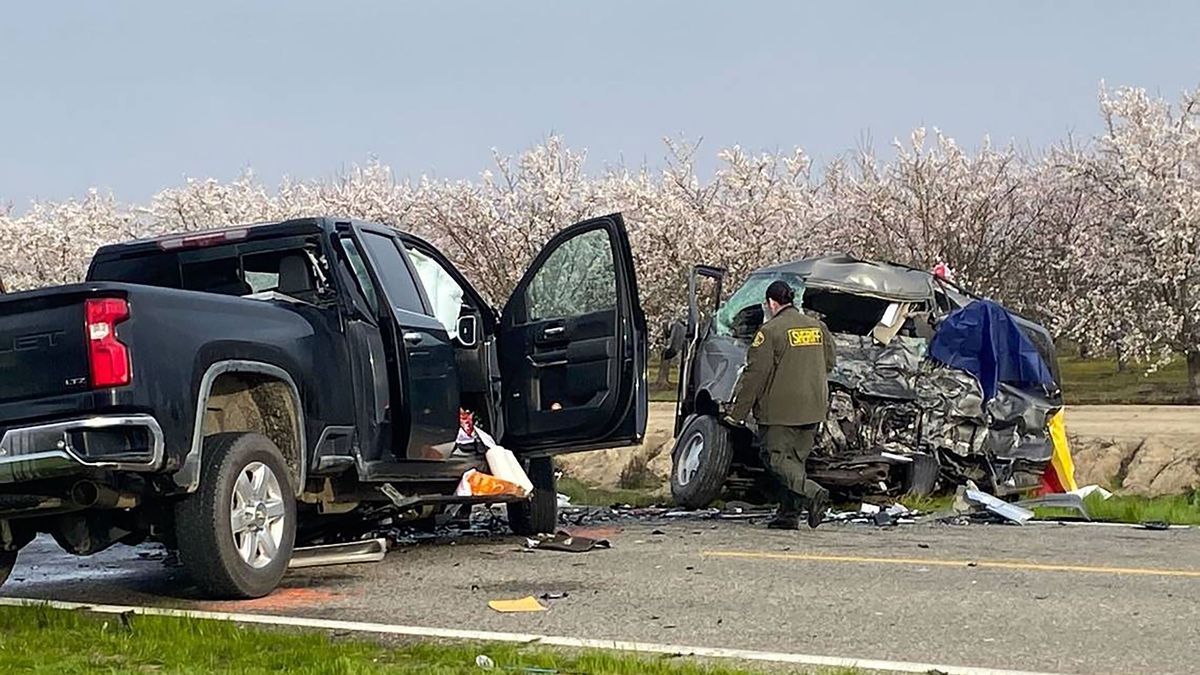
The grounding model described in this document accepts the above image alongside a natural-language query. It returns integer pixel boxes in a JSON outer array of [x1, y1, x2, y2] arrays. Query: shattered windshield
[[715, 272, 806, 340]]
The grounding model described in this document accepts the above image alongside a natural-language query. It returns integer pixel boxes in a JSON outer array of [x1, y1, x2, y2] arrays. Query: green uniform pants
[[759, 424, 823, 517]]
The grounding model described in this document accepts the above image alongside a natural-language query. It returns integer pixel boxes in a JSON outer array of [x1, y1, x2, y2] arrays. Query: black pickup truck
[[0, 215, 647, 598]]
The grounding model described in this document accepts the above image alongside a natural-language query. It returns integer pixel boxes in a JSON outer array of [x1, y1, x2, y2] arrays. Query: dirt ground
[[557, 403, 1200, 498]]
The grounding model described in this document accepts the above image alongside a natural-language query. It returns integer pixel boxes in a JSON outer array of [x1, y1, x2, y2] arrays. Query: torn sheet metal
[[1015, 493, 1091, 521], [755, 255, 936, 302], [691, 334, 747, 404], [965, 489, 1034, 524]]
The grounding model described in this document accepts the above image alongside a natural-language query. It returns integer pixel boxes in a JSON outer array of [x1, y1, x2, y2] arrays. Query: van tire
[[507, 457, 557, 535], [175, 433, 296, 599], [670, 415, 733, 509]]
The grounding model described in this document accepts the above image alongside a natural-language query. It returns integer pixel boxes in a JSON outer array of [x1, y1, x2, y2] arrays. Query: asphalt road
[[3, 517, 1197, 674]]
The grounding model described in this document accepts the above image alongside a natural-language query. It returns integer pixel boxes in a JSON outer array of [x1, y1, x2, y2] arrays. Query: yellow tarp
[[1047, 409, 1078, 492]]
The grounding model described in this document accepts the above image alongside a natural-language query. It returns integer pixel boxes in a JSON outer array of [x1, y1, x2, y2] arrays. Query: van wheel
[[507, 457, 557, 536], [671, 415, 733, 509], [0, 549, 17, 589], [903, 453, 940, 497], [175, 433, 296, 599]]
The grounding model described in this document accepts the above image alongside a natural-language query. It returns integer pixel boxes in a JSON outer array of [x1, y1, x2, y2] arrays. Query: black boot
[[807, 488, 829, 529], [767, 513, 800, 530]]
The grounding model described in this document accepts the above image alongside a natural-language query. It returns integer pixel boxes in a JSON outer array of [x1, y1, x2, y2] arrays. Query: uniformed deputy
[[725, 280, 836, 529]]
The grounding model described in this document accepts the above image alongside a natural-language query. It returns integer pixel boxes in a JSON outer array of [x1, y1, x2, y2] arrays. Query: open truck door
[[675, 264, 725, 435], [498, 213, 647, 456]]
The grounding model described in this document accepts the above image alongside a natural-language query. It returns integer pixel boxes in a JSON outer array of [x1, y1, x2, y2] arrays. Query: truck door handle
[[543, 326, 566, 337], [403, 332, 423, 345]]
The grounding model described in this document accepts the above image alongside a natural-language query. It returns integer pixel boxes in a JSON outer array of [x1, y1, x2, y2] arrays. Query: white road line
[[0, 596, 1065, 675]]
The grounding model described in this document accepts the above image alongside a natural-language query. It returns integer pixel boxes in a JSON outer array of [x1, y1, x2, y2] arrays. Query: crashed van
[[670, 255, 1067, 509]]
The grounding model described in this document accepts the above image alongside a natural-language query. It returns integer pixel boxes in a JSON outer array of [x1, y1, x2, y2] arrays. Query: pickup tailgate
[[0, 287, 93, 404]]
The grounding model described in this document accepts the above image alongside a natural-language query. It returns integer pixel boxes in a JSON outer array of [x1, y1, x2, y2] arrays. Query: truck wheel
[[175, 433, 297, 599], [0, 549, 17, 588], [902, 453, 940, 497], [507, 457, 557, 536], [671, 415, 733, 509]]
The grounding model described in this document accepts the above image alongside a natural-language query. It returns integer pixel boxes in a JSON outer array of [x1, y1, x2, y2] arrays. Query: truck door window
[[358, 232, 426, 315], [405, 245, 465, 335], [525, 228, 617, 322], [337, 237, 381, 316]]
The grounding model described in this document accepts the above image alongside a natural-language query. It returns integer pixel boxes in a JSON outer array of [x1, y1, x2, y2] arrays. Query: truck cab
[[0, 214, 647, 598]]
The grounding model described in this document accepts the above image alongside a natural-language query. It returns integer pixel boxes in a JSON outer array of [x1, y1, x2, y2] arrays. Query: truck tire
[[0, 549, 17, 589], [670, 415, 733, 509], [175, 432, 297, 599], [507, 457, 557, 536], [902, 453, 940, 497]]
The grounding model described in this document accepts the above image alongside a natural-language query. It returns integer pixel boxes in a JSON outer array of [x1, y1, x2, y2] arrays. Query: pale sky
[[2, 1, 1198, 205]]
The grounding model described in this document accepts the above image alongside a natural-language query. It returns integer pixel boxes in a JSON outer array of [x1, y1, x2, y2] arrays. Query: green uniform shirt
[[729, 305, 837, 426]]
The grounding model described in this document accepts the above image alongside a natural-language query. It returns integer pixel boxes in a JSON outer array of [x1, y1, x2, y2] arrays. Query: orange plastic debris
[[457, 469, 527, 497]]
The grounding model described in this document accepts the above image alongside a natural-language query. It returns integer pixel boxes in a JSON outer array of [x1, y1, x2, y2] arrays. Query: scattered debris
[[135, 549, 166, 562], [1069, 484, 1113, 501], [525, 531, 611, 553], [539, 591, 570, 601], [1140, 521, 1171, 531], [475, 654, 496, 670], [1015, 493, 1091, 521], [964, 489, 1035, 525], [488, 596, 548, 613]]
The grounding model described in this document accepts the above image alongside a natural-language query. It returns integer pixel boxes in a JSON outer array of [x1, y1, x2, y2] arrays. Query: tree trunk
[[655, 354, 674, 388], [1188, 349, 1200, 404]]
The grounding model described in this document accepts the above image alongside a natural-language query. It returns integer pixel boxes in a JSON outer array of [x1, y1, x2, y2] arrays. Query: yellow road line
[[701, 550, 1200, 578]]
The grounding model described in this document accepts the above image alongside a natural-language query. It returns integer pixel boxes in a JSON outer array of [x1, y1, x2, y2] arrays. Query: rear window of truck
[[90, 254, 183, 287], [89, 239, 327, 300]]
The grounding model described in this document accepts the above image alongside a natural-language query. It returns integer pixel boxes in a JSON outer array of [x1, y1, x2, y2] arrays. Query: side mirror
[[457, 315, 479, 348]]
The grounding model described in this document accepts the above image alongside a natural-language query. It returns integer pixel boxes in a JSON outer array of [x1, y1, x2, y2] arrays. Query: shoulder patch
[[751, 331, 766, 348], [787, 327, 823, 347]]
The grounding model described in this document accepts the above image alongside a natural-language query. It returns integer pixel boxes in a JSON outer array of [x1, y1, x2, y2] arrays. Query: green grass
[[1035, 491, 1200, 525], [558, 476, 665, 508], [651, 356, 1196, 404], [897, 493, 956, 514], [898, 490, 1200, 525], [0, 604, 856, 674], [1057, 355, 1193, 405]]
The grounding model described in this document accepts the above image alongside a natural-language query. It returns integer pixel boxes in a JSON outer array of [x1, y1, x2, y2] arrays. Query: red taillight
[[158, 229, 248, 251], [85, 298, 131, 388]]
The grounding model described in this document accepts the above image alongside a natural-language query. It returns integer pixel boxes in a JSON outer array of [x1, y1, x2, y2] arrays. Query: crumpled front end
[[820, 333, 1060, 495]]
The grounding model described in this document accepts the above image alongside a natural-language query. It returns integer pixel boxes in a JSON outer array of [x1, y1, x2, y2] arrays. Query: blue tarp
[[928, 300, 1057, 401]]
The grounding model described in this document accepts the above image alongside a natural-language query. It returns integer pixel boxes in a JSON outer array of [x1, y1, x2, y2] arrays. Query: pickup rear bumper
[[0, 415, 164, 484]]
